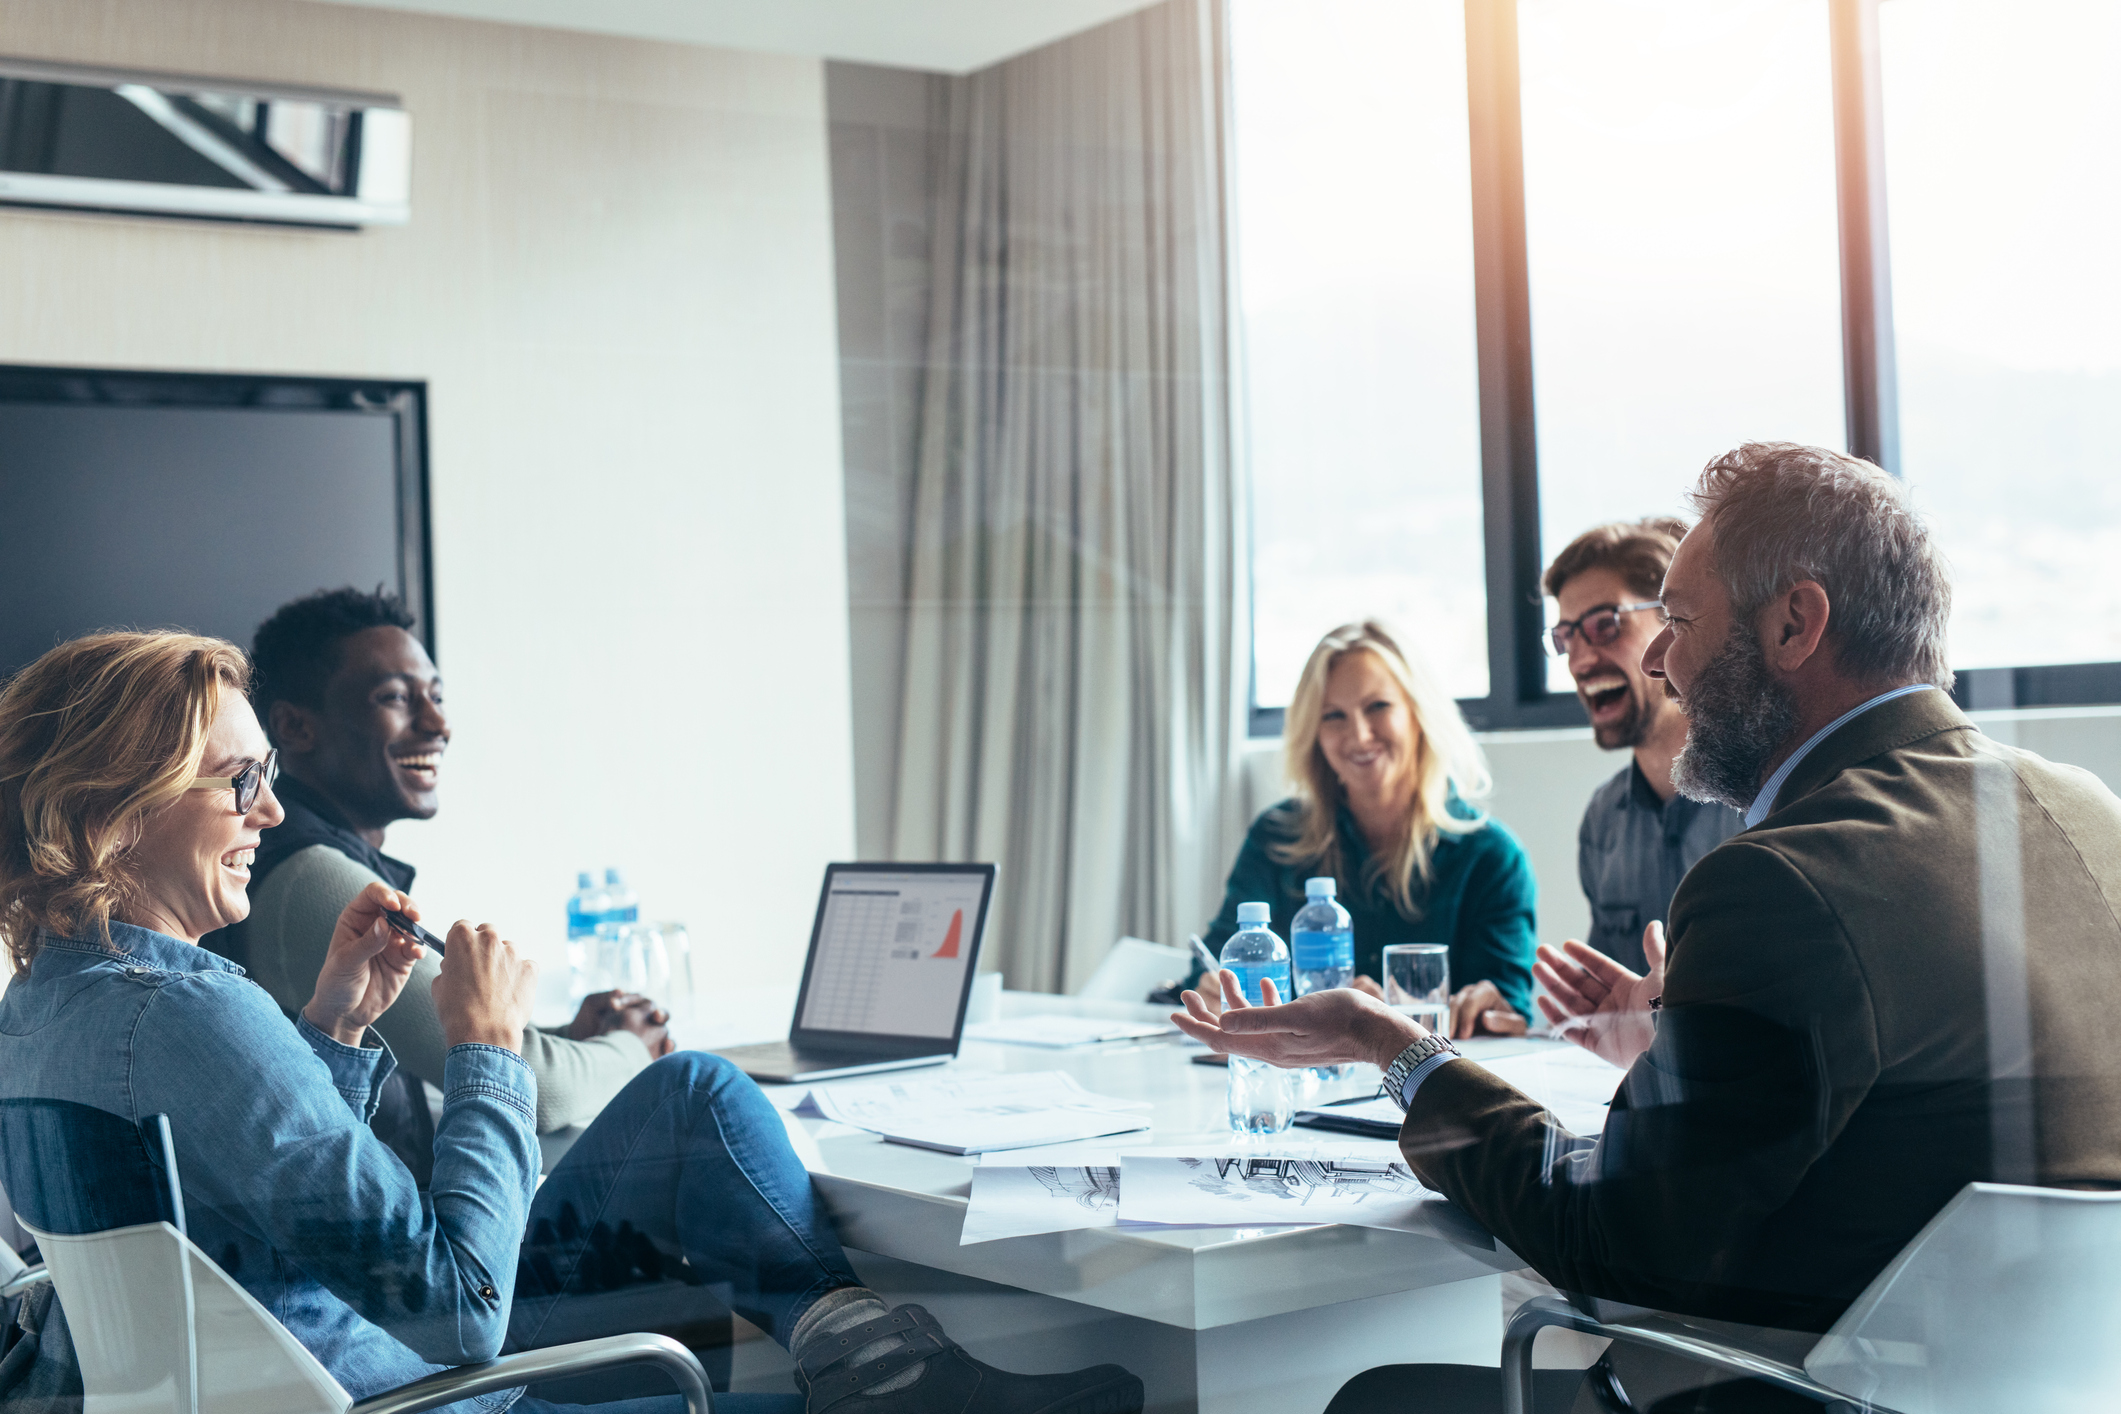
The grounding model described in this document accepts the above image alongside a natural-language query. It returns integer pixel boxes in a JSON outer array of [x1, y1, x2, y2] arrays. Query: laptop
[[711, 861, 997, 1084]]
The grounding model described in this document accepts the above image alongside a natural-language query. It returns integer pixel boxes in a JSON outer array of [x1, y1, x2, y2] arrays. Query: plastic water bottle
[[1291, 877, 1357, 1084], [1221, 902, 1293, 1136], [1291, 877, 1354, 995], [565, 871, 606, 998], [601, 867, 639, 932], [596, 868, 643, 990]]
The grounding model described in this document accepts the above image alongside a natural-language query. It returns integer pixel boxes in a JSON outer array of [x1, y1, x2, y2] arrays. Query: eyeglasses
[[1547, 601, 1663, 657], [189, 750, 279, 814]]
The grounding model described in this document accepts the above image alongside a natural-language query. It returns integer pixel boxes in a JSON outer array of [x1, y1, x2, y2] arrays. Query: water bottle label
[[1224, 963, 1292, 1006], [566, 905, 596, 939], [1291, 928, 1354, 972]]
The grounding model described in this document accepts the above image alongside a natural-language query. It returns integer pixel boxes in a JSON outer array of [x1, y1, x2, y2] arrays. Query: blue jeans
[[508, 1052, 858, 1414]]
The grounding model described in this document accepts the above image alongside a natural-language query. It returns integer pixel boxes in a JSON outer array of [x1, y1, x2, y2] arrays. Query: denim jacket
[[0, 922, 538, 1413]]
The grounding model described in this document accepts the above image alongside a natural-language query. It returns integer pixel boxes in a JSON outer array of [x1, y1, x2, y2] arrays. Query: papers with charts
[[794, 1070, 1150, 1155]]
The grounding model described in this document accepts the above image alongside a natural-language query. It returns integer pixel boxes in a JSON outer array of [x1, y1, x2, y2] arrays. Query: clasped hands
[[1172, 920, 1669, 1073]]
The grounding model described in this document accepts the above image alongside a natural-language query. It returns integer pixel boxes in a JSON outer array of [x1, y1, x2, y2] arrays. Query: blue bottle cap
[[577, 871, 593, 889], [1305, 876, 1336, 898], [1235, 901, 1271, 926]]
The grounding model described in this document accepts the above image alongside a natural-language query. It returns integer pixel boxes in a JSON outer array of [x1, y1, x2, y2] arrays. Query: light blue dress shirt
[[1742, 684, 1937, 828]]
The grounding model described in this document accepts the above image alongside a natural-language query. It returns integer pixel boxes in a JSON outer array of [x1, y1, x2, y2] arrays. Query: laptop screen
[[793, 864, 994, 1043]]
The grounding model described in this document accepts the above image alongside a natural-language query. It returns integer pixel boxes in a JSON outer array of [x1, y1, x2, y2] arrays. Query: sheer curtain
[[887, 0, 1246, 992]]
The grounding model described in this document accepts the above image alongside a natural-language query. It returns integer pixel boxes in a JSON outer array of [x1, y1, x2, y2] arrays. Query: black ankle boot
[[791, 1303, 1144, 1414]]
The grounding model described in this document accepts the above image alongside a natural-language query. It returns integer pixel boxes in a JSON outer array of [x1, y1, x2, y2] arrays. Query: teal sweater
[[1197, 796, 1537, 1018]]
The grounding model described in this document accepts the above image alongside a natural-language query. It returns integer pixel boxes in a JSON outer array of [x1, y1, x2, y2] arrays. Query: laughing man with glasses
[[1543, 518, 1741, 974]]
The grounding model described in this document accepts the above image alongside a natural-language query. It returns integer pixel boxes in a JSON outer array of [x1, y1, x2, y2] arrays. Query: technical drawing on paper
[[1027, 1165, 1120, 1213], [1179, 1157, 1428, 1210], [961, 1163, 1123, 1244]]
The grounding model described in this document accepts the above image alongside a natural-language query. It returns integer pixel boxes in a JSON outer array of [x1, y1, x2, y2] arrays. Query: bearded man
[[1180, 442, 2121, 1412], [1546, 518, 1741, 972]]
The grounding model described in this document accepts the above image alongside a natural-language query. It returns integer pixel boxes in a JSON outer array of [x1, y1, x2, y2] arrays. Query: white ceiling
[[300, 0, 1167, 74]]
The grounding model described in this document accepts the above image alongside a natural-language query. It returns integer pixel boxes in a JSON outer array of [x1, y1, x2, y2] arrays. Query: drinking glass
[[656, 920, 694, 998], [597, 925, 663, 995], [1382, 944, 1451, 1035]]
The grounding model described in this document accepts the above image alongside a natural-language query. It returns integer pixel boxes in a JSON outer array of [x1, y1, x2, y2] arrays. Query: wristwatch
[[1381, 1033, 1460, 1112]]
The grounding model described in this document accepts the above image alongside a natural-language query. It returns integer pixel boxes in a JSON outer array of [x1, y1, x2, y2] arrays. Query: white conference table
[[540, 983, 1572, 1414]]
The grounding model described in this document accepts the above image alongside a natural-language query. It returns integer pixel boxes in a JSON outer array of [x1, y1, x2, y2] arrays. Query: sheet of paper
[[795, 1070, 1149, 1123], [961, 1163, 1123, 1243], [977, 1130, 1406, 1167], [961, 1134, 1411, 1243], [961, 1015, 1175, 1048], [1118, 1155, 1479, 1239], [794, 1070, 1151, 1155], [1477, 1047, 1625, 1135]]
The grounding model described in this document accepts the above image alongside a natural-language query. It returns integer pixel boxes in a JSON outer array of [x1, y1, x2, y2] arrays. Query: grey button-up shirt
[[1578, 759, 1743, 972]]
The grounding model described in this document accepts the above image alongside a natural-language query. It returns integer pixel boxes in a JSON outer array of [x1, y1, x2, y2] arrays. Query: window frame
[[1242, 0, 2121, 738]]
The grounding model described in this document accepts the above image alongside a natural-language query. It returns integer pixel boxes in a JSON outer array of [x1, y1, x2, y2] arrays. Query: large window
[[1235, 0, 2121, 732], [1881, 0, 2121, 674], [1518, 0, 1846, 691], [1233, 0, 1488, 713]]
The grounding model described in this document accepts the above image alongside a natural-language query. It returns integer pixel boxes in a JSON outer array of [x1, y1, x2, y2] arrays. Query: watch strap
[[1381, 1033, 1458, 1111]]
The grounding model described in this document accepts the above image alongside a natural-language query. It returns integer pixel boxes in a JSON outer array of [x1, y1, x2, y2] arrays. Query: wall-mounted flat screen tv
[[0, 365, 430, 679]]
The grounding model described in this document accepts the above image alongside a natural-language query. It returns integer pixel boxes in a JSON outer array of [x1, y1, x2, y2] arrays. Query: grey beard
[[1670, 624, 1801, 811]]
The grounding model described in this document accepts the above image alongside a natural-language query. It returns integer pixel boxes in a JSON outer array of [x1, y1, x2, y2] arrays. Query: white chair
[[4, 1101, 714, 1414], [1075, 936, 1190, 1002], [19, 1216, 711, 1414], [1502, 1182, 2121, 1414]]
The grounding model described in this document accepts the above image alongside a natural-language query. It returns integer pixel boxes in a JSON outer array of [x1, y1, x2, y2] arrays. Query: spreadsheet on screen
[[799, 872, 985, 1038]]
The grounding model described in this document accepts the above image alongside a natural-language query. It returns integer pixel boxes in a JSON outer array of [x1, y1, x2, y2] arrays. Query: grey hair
[[1688, 442, 1953, 690]]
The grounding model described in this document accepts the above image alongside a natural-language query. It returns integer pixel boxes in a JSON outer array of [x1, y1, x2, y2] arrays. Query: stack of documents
[[953, 1045, 1628, 1248], [960, 1137, 1485, 1248], [794, 1070, 1151, 1155]]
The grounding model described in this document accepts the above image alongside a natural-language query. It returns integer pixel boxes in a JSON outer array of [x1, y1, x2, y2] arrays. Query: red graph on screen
[[931, 909, 964, 960]]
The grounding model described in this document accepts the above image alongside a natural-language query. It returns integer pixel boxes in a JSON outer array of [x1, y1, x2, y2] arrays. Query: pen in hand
[[383, 909, 447, 952], [1189, 934, 1220, 981]]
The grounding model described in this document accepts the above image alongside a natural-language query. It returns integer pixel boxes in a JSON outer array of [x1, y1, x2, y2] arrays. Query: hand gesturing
[[303, 882, 427, 1047], [1533, 919, 1666, 1069]]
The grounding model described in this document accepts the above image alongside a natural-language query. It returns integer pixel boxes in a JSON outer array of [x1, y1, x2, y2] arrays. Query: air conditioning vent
[[0, 56, 410, 228]]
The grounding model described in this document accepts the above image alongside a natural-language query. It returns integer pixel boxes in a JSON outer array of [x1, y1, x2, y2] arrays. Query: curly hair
[[0, 631, 249, 970], [251, 586, 415, 736]]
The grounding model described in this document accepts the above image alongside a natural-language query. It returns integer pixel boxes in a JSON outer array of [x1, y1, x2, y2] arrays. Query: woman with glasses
[[0, 631, 1142, 1414], [1190, 621, 1536, 1037]]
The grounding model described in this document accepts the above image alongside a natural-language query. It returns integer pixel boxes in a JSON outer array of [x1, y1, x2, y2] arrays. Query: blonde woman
[[1194, 621, 1535, 1037]]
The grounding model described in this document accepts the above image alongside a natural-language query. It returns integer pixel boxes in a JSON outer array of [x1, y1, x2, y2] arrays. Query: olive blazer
[[1401, 689, 2121, 1331]]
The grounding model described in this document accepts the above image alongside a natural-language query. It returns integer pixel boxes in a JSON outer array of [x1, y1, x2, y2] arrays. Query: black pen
[[383, 909, 446, 952]]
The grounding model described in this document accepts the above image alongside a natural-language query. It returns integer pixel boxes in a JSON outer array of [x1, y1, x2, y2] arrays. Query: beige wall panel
[[0, 0, 854, 989]]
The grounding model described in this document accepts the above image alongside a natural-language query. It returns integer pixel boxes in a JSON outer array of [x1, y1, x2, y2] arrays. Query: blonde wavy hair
[[1, 631, 250, 970], [1273, 621, 1491, 919]]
